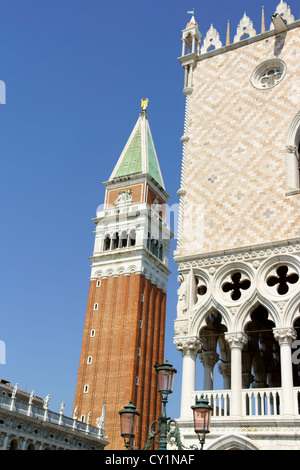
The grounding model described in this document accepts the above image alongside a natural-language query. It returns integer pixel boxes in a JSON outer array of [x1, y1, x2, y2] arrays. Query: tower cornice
[[103, 173, 170, 200]]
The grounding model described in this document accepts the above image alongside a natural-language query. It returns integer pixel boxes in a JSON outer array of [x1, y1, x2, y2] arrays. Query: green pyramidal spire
[[110, 102, 165, 189]]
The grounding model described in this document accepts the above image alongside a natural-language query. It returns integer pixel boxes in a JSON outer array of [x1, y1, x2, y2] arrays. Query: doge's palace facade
[[174, 2, 300, 450]]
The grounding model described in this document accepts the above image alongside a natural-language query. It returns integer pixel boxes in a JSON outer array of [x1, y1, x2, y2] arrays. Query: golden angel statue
[[141, 98, 149, 111]]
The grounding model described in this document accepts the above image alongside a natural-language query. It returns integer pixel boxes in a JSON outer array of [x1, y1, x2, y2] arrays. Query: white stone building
[[174, 1, 300, 450], [0, 380, 108, 450]]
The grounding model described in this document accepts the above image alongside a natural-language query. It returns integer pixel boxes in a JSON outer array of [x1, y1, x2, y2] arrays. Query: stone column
[[181, 38, 186, 57], [225, 332, 248, 418], [273, 327, 297, 417], [199, 351, 219, 390], [1, 434, 11, 450], [191, 35, 196, 54], [174, 337, 200, 419]]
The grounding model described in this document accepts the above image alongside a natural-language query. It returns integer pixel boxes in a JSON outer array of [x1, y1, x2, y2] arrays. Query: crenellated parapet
[[179, 1, 298, 66]]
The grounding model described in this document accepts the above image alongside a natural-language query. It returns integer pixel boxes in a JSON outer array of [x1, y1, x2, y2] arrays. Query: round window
[[251, 59, 286, 90]]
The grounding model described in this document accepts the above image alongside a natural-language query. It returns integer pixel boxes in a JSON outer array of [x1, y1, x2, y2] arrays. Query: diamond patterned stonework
[[179, 27, 300, 257]]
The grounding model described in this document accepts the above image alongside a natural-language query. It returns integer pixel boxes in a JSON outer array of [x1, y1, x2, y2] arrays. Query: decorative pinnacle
[[226, 20, 230, 46], [261, 6, 266, 33]]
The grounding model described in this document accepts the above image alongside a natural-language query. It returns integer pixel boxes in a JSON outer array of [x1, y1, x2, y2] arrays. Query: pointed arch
[[190, 298, 231, 337], [207, 434, 261, 450], [283, 292, 300, 327], [234, 293, 280, 332]]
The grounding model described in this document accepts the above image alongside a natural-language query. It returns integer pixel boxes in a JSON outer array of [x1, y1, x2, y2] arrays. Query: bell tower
[[74, 101, 172, 450]]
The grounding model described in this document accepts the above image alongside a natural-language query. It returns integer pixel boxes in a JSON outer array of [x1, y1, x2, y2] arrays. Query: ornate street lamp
[[119, 359, 177, 450], [154, 360, 177, 450], [155, 360, 177, 396], [191, 394, 213, 450], [118, 401, 140, 450]]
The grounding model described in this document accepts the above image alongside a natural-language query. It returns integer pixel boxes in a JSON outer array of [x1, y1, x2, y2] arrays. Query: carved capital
[[173, 336, 201, 357], [199, 351, 219, 368], [225, 332, 248, 349], [273, 327, 297, 346], [218, 362, 231, 377]]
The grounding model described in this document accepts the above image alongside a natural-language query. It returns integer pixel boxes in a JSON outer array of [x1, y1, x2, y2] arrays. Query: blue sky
[[0, 0, 299, 426]]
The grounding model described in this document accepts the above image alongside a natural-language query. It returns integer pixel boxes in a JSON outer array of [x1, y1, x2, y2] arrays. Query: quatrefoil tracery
[[196, 262, 299, 306], [222, 272, 251, 301], [267, 265, 299, 295]]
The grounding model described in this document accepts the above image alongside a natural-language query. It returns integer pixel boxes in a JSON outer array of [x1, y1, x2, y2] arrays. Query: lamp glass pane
[[120, 412, 138, 437], [158, 369, 175, 393], [193, 407, 212, 434]]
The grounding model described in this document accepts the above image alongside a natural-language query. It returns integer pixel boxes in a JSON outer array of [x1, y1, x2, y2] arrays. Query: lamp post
[[119, 364, 212, 450], [119, 359, 177, 450], [119, 401, 140, 450], [191, 394, 212, 450], [154, 360, 177, 450]]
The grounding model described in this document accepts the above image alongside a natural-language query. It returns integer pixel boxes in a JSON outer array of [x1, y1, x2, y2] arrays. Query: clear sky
[[0, 0, 299, 428]]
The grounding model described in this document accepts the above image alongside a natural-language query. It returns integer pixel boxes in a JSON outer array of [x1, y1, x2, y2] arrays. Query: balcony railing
[[0, 395, 105, 439], [192, 387, 300, 419]]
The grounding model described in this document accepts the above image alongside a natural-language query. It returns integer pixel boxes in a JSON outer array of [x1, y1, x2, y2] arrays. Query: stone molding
[[176, 416, 300, 450], [174, 242, 300, 332], [176, 240, 300, 271], [90, 256, 169, 292]]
